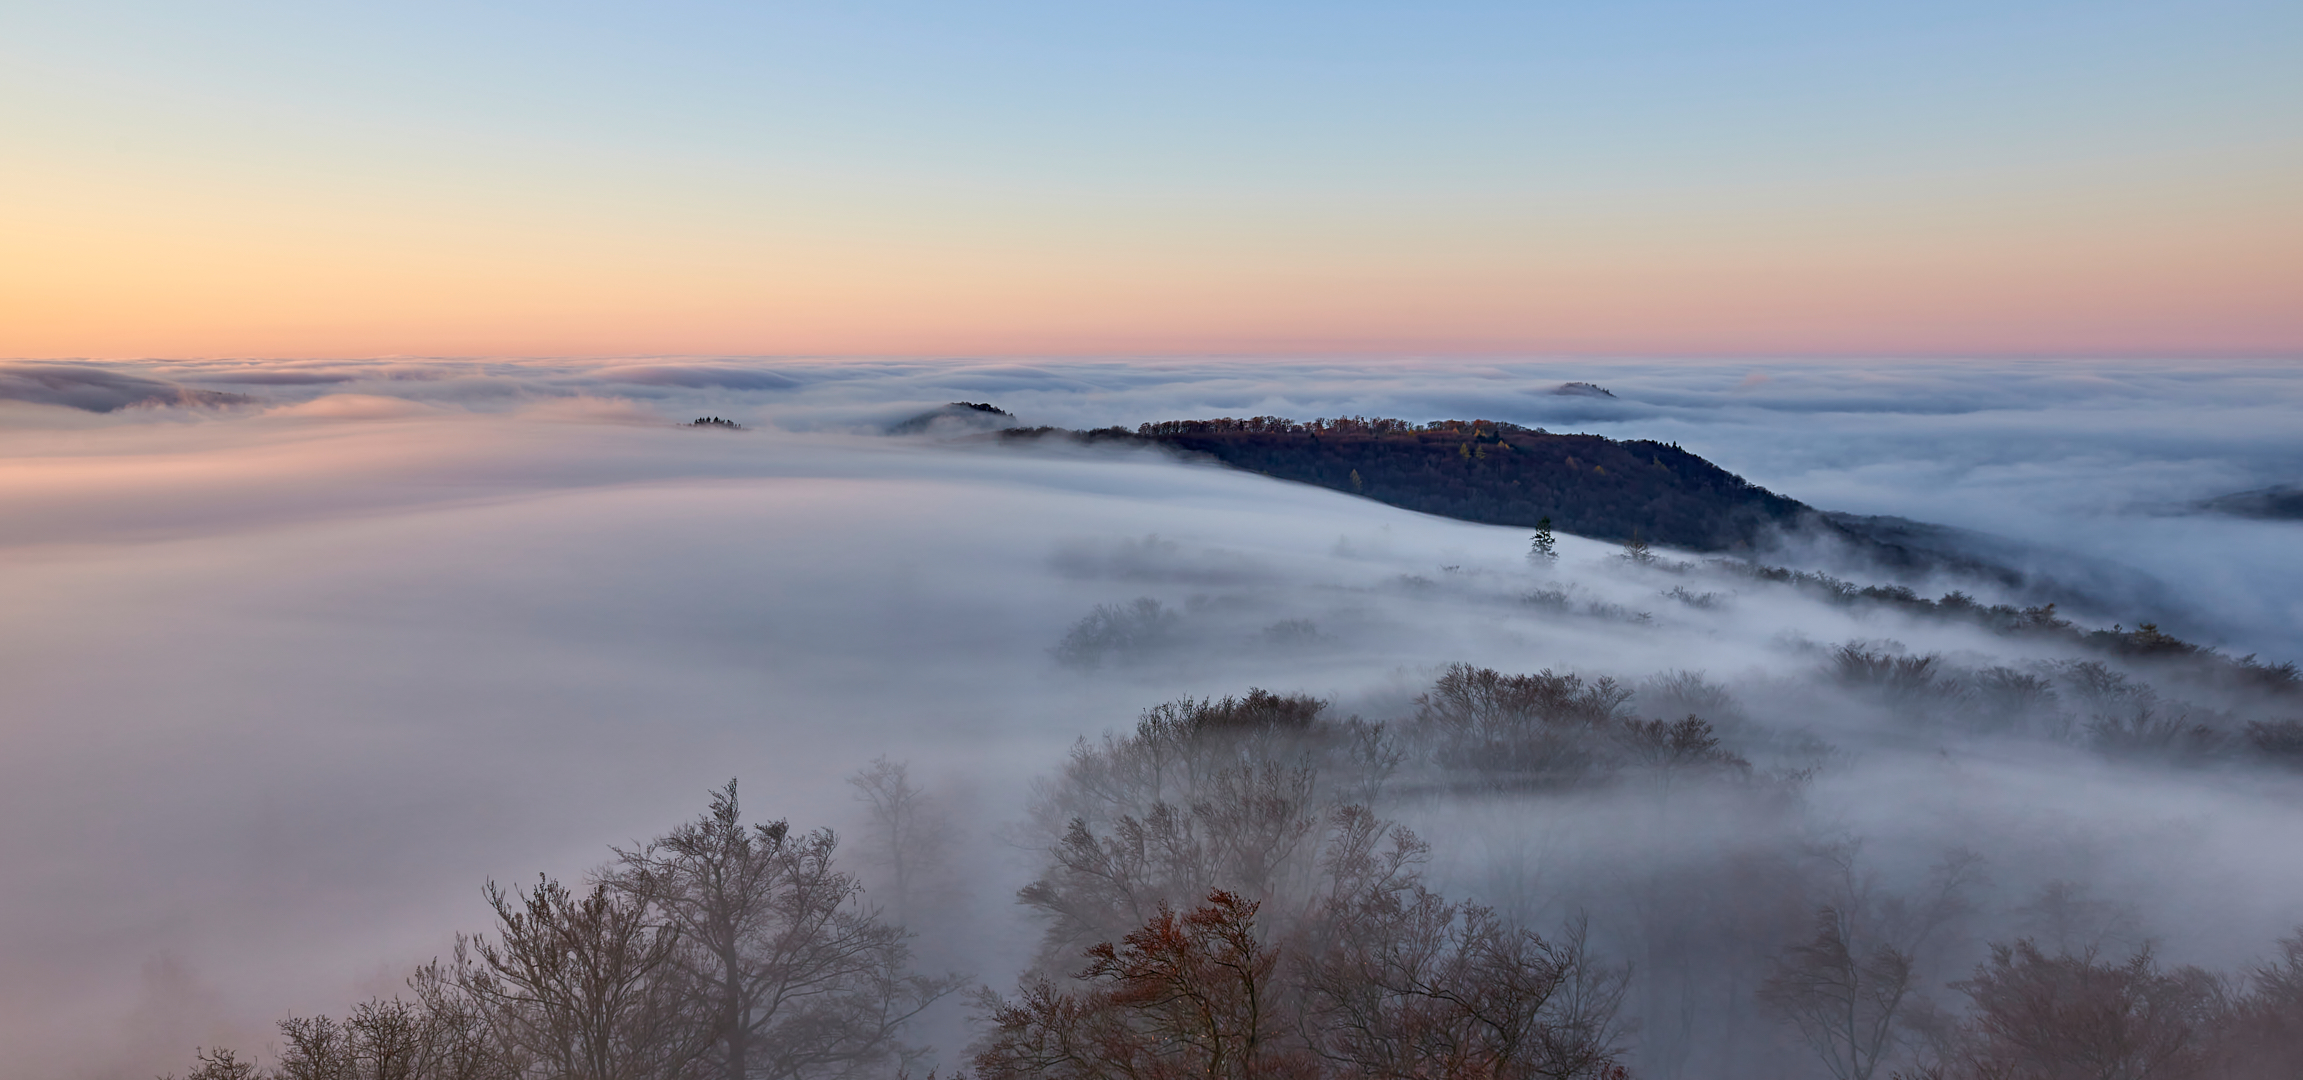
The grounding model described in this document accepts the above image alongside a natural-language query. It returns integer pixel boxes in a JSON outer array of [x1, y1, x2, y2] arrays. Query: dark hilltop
[[1002, 414, 1808, 552], [983, 410, 2197, 628], [2199, 484, 2303, 521], [888, 400, 1016, 435]]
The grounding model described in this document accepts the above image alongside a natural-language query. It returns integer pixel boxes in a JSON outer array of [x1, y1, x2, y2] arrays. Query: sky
[[4, 1, 2299, 358]]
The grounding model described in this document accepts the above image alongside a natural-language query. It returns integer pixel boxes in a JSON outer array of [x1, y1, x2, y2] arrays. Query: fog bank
[[0, 359, 2297, 1078]]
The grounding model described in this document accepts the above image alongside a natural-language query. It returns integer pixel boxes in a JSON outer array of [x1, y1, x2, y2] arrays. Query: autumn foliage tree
[[980, 687, 1631, 1080], [167, 667, 2303, 1080], [1298, 891, 1627, 1079], [1907, 940, 2228, 1080], [977, 891, 1308, 1080], [976, 885, 1629, 1080]]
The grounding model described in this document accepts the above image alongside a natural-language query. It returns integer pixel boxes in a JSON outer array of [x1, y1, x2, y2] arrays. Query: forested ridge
[[989, 415, 2182, 619], [999, 417, 1811, 552]]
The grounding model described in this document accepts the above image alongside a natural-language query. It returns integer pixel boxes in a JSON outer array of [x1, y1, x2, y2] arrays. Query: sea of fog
[[1, 357, 2298, 1078]]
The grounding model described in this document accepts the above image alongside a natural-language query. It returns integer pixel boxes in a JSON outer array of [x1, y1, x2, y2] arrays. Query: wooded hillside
[[1003, 416, 1813, 552]]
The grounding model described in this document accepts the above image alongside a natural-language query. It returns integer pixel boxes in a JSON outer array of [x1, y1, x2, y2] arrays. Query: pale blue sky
[[4, 1, 2297, 356]]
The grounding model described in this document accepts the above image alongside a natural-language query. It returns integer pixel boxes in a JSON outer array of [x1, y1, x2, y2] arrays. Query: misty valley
[[158, 558, 2303, 1080], [2, 359, 2299, 1080]]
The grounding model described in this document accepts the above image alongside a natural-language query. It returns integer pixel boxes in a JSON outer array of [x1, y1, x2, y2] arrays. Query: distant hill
[[1001, 416, 1811, 552], [889, 401, 1017, 435], [1818, 511, 2188, 623], [983, 412, 2218, 634], [0, 363, 252, 412], [2199, 484, 2303, 521]]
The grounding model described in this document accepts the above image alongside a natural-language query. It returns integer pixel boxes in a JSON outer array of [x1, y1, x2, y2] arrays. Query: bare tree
[[266, 991, 522, 1080], [1301, 890, 1629, 1080], [2012, 880, 2143, 958], [457, 874, 702, 1080], [1760, 905, 1917, 1080], [846, 758, 953, 929], [1027, 691, 1370, 843], [405, 960, 529, 1080], [976, 889, 1311, 1080], [994, 694, 1632, 1080], [978, 881, 1629, 1080], [1017, 762, 1328, 968], [2222, 930, 2303, 1079], [1614, 716, 1750, 791], [1087, 890, 1291, 1079], [1410, 665, 1632, 790], [160, 1047, 261, 1080], [1917, 939, 2228, 1080], [1759, 847, 1980, 1080], [612, 780, 959, 1080]]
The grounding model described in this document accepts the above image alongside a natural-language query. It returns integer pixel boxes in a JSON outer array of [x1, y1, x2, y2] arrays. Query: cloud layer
[[38, 354, 2303, 651], [0, 359, 2298, 1077]]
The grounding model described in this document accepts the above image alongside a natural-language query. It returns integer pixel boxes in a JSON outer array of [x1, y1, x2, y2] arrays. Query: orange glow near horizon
[[4, 5, 2297, 361], [7, 150, 2296, 360]]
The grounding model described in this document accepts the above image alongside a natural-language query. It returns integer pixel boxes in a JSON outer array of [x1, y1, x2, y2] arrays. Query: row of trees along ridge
[[999, 417, 1811, 552]]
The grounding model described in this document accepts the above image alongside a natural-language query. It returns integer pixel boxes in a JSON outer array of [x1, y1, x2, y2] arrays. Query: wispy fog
[[1, 358, 2298, 1078], [17, 354, 2297, 649]]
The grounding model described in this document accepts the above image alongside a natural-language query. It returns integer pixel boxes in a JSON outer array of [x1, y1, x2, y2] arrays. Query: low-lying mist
[[1, 358, 2298, 1079], [11, 353, 2298, 653]]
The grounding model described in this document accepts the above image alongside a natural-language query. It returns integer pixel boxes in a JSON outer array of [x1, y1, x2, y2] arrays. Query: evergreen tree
[[1529, 517, 1558, 566], [1620, 531, 1654, 566]]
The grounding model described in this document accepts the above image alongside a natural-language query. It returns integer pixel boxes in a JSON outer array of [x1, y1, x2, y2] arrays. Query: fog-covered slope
[[990, 414, 2210, 631], [1, 390, 2299, 1079]]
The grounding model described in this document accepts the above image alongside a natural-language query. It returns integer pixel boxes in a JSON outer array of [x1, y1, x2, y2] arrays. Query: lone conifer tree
[[1620, 530, 1654, 565], [1529, 517, 1558, 566]]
